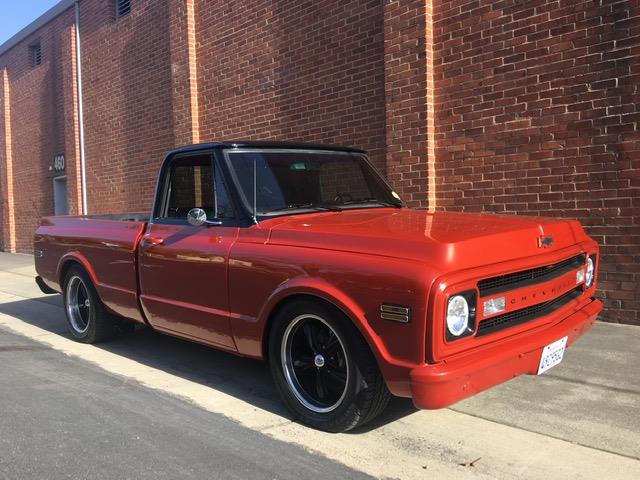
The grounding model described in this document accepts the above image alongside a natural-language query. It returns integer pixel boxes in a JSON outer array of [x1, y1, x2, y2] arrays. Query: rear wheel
[[63, 266, 116, 343], [269, 299, 390, 432]]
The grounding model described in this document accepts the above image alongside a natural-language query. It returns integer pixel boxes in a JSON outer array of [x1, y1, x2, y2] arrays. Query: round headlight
[[585, 257, 595, 287], [447, 295, 469, 336]]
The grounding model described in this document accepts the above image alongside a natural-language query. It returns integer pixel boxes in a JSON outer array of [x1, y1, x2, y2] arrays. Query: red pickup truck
[[34, 141, 602, 432]]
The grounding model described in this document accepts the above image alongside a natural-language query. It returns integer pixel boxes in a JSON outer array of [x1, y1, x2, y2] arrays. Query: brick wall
[[80, 0, 390, 213], [0, 10, 76, 252], [195, 0, 387, 171], [78, 0, 177, 213], [383, 0, 430, 207], [432, 0, 640, 324]]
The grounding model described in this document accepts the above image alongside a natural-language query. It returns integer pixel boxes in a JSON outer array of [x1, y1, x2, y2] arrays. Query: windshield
[[224, 149, 403, 217]]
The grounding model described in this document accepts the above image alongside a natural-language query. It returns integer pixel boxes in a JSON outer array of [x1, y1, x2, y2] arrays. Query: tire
[[268, 299, 391, 432], [62, 266, 116, 343]]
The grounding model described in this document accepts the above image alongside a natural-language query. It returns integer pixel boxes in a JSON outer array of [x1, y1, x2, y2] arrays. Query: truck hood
[[264, 208, 587, 270]]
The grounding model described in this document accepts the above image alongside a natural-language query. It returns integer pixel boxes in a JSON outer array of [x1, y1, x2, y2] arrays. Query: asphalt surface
[[0, 329, 371, 480], [0, 252, 639, 479]]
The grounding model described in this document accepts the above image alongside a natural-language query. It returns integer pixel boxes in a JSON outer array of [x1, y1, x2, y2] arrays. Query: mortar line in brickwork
[[1, 68, 16, 252]]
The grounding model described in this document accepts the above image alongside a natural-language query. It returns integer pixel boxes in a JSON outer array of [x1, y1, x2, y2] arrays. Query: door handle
[[142, 235, 164, 247]]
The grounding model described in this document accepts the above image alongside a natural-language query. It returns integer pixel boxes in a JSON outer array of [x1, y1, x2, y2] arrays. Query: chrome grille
[[477, 287, 582, 337], [478, 254, 585, 297]]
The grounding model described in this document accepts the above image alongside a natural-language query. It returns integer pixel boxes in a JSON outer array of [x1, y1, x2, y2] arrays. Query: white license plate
[[537, 336, 568, 375]]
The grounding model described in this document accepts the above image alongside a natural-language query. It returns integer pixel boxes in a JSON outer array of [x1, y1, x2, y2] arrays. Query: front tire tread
[[269, 299, 390, 432]]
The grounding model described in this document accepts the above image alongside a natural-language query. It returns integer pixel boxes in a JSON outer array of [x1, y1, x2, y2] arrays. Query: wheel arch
[[259, 281, 390, 371], [57, 252, 98, 288]]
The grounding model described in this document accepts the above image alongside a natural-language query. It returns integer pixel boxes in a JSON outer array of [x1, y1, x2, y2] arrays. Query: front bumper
[[410, 298, 602, 409]]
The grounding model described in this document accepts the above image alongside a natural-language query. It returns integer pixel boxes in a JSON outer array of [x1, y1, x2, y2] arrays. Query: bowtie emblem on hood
[[538, 235, 554, 248]]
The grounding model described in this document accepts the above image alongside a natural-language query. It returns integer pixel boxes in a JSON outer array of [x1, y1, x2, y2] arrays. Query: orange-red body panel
[[34, 208, 602, 407], [137, 222, 239, 350], [34, 216, 147, 323]]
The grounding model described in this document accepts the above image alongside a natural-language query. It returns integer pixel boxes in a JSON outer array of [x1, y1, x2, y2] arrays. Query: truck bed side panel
[[34, 216, 147, 323]]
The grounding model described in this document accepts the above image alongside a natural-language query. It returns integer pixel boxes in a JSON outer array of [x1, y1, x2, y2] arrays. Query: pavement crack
[[257, 419, 295, 433]]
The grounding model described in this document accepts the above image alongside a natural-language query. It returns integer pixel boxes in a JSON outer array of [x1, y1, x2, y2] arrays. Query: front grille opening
[[477, 286, 582, 337], [478, 253, 586, 297]]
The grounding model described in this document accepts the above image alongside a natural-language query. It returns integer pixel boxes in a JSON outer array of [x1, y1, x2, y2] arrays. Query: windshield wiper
[[267, 203, 342, 213], [338, 198, 403, 208]]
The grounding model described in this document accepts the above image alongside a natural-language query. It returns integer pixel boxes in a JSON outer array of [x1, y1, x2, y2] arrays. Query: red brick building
[[0, 0, 638, 324]]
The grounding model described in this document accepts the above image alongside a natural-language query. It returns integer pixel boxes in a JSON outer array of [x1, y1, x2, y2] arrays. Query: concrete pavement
[[0, 252, 638, 479], [0, 328, 372, 480]]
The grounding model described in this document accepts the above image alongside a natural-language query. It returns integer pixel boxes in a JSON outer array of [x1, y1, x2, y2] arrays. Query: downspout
[[74, 0, 88, 215]]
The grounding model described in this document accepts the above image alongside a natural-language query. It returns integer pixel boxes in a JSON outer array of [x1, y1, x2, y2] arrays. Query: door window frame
[[151, 150, 240, 227]]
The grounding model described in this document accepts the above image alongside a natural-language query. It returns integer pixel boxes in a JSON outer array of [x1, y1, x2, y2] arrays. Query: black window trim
[[151, 150, 242, 227]]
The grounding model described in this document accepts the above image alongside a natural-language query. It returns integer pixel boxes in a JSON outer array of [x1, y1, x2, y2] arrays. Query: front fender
[[235, 276, 422, 397], [227, 243, 436, 397], [259, 277, 403, 363]]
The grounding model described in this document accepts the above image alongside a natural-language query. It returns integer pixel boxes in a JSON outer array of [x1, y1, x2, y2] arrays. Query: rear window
[[161, 154, 234, 220]]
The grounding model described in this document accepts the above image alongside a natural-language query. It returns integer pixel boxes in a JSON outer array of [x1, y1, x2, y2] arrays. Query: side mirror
[[187, 208, 207, 226]]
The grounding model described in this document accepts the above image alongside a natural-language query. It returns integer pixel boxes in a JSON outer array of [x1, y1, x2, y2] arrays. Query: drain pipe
[[74, 0, 88, 215]]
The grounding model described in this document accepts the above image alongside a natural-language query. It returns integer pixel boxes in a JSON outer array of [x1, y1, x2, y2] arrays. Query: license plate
[[537, 336, 568, 375]]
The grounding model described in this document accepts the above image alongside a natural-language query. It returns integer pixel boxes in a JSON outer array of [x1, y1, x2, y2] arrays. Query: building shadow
[[0, 295, 418, 432]]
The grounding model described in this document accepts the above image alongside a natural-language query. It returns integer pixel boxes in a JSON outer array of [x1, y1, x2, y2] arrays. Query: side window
[[163, 154, 234, 220], [213, 165, 235, 219]]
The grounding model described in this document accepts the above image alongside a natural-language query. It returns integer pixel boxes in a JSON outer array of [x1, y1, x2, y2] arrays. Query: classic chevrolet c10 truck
[[34, 141, 602, 432]]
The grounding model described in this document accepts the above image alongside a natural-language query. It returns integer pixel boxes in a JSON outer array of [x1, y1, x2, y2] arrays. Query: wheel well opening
[[59, 260, 85, 286], [262, 293, 360, 360]]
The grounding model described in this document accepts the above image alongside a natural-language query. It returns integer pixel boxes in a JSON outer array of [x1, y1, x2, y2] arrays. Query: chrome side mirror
[[187, 208, 207, 226]]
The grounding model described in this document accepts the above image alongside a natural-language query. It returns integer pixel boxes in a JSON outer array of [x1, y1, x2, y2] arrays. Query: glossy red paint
[[32, 143, 603, 413], [138, 222, 239, 350], [34, 198, 602, 408], [263, 208, 588, 269], [227, 223, 434, 395], [34, 215, 147, 323]]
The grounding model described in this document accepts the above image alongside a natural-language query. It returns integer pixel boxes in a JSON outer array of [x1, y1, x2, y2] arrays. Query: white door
[[53, 176, 68, 215]]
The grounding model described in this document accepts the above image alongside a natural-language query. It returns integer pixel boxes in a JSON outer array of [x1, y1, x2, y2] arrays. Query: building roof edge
[[0, 0, 76, 59]]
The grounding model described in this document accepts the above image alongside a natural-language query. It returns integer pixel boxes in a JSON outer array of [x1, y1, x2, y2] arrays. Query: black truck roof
[[170, 141, 366, 155]]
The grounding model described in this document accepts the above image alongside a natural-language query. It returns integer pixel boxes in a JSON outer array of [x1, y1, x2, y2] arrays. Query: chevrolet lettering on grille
[[507, 276, 577, 307]]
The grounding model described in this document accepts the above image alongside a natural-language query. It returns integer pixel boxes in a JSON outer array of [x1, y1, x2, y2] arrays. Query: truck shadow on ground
[[0, 296, 418, 432]]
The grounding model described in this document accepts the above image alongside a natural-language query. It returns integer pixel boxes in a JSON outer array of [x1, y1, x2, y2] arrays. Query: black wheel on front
[[62, 266, 116, 343], [281, 314, 349, 413], [269, 299, 391, 432]]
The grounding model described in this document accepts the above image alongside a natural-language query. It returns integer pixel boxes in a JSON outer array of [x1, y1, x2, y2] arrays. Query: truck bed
[[34, 214, 149, 323]]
